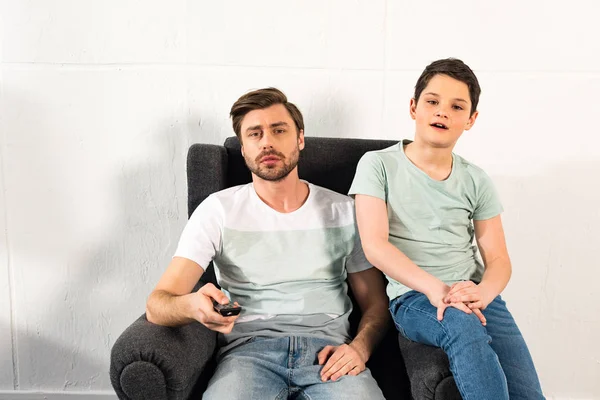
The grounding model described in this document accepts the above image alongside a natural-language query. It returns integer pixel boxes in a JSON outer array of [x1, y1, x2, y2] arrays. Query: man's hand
[[318, 343, 367, 382], [444, 281, 493, 312], [190, 283, 240, 334], [427, 284, 487, 326]]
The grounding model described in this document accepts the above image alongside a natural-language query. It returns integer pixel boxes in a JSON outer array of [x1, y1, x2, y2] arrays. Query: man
[[146, 87, 388, 399]]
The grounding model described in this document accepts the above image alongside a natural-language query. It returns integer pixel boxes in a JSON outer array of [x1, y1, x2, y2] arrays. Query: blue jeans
[[203, 336, 385, 400], [390, 291, 544, 400]]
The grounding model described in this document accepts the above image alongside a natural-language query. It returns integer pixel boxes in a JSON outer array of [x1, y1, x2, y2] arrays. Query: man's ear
[[465, 110, 479, 131], [409, 98, 417, 120], [240, 144, 245, 157], [298, 129, 305, 151]]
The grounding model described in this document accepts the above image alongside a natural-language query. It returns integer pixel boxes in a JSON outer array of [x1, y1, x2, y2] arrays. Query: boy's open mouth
[[430, 122, 448, 130]]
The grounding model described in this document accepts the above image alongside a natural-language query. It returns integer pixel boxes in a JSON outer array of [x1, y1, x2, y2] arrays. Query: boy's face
[[410, 74, 478, 149], [239, 103, 305, 182]]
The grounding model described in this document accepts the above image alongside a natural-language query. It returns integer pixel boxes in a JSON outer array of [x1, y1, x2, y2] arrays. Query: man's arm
[[318, 268, 390, 382], [445, 215, 512, 309], [146, 256, 238, 333]]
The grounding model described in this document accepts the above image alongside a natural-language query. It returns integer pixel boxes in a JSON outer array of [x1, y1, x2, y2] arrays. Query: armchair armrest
[[110, 314, 217, 400], [397, 335, 461, 400]]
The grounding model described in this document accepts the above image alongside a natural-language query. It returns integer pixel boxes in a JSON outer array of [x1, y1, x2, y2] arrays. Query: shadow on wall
[[3, 88, 192, 391], [492, 158, 600, 396]]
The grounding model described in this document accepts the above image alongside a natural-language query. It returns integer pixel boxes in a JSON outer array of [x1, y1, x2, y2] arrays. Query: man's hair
[[230, 88, 304, 140], [414, 58, 481, 116]]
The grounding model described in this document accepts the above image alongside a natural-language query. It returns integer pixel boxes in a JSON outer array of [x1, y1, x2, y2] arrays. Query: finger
[[317, 345, 336, 365], [472, 308, 487, 326], [320, 348, 347, 380], [449, 293, 482, 303], [447, 281, 474, 295], [199, 284, 229, 304], [449, 302, 472, 314], [347, 365, 363, 376], [330, 360, 357, 381], [447, 286, 477, 299], [323, 355, 353, 381], [468, 301, 484, 310], [437, 303, 447, 321]]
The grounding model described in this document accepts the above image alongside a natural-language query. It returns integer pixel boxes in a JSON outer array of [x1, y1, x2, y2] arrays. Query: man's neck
[[252, 170, 309, 213], [404, 139, 454, 181]]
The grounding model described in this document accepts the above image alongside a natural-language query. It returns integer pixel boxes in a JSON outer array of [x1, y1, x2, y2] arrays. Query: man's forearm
[[146, 290, 195, 326], [350, 306, 390, 362]]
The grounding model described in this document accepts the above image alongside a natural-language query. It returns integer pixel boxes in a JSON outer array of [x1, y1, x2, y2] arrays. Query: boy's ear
[[409, 98, 417, 120], [465, 110, 479, 131]]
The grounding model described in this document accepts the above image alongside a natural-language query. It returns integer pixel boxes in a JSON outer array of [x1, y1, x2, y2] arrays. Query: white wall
[[0, 1, 598, 398]]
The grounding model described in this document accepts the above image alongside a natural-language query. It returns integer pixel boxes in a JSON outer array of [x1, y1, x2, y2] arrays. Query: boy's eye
[[427, 100, 438, 105], [452, 105, 463, 110]]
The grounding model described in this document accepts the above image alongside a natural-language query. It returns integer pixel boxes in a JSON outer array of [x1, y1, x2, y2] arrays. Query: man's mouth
[[260, 156, 281, 163], [430, 122, 448, 130]]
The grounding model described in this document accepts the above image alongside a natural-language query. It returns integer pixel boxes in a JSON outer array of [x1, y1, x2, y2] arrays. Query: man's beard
[[244, 146, 300, 182]]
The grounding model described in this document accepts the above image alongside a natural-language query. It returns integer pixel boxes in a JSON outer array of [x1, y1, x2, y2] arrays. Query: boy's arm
[[445, 215, 512, 309], [146, 256, 238, 333], [355, 194, 478, 320], [318, 268, 389, 382]]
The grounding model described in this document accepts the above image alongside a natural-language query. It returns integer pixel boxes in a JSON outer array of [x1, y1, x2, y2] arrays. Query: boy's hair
[[230, 88, 304, 140], [414, 58, 481, 116]]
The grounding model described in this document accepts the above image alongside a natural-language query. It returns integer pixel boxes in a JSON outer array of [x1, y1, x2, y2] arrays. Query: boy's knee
[[441, 308, 489, 341]]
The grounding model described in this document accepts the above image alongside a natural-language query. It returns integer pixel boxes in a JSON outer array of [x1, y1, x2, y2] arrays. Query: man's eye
[[248, 132, 259, 137], [275, 129, 285, 134]]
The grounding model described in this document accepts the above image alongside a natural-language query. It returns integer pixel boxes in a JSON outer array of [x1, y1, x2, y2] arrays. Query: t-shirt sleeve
[[348, 152, 387, 201], [472, 171, 504, 220], [345, 224, 373, 274], [173, 195, 223, 269]]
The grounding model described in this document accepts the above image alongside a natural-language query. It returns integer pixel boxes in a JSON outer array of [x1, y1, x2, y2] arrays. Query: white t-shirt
[[174, 181, 372, 348]]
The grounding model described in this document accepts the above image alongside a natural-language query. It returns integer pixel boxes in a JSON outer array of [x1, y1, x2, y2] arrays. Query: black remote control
[[213, 300, 242, 316]]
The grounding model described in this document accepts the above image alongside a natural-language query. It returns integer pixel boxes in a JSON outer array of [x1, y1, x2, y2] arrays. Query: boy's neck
[[404, 139, 454, 181], [252, 170, 309, 213]]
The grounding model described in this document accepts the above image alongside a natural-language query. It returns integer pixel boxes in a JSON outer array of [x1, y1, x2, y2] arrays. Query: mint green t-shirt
[[349, 140, 503, 301]]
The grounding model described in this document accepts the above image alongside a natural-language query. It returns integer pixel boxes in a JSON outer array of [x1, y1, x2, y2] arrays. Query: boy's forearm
[[363, 239, 446, 297], [478, 256, 512, 303], [146, 290, 195, 326]]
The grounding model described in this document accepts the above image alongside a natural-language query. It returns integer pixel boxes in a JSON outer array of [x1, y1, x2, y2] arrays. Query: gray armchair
[[110, 137, 462, 400]]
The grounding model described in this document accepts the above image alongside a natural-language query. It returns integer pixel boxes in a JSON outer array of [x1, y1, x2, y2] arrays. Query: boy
[[350, 58, 544, 399]]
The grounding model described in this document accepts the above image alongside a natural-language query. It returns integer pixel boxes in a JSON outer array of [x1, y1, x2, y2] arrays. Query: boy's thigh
[[295, 368, 384, 400], [390, 291, 489, 347]]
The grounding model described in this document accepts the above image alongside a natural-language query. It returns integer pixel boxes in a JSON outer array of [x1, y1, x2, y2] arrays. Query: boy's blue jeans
[[203, 336, 385, 400], [390, 291, 545, 400]]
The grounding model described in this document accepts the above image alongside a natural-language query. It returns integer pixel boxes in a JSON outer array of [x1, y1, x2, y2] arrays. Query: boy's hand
[[427, 285, 486, 326], [444, 281, 492, 311], [318, 343, 367, 382]]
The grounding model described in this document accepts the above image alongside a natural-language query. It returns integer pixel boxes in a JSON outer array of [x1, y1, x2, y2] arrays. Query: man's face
[[410, 74, 478, 149], [239, 104, 304, 182]]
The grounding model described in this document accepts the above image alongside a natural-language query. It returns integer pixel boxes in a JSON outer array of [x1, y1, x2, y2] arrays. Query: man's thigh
[[203, 337, 289, 400], [295, 368, 384, 400], [290, 337, 385, 400]]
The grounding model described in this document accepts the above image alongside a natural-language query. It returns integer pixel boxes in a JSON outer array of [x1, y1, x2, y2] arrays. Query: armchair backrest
[[187, 136, 398, 216]]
